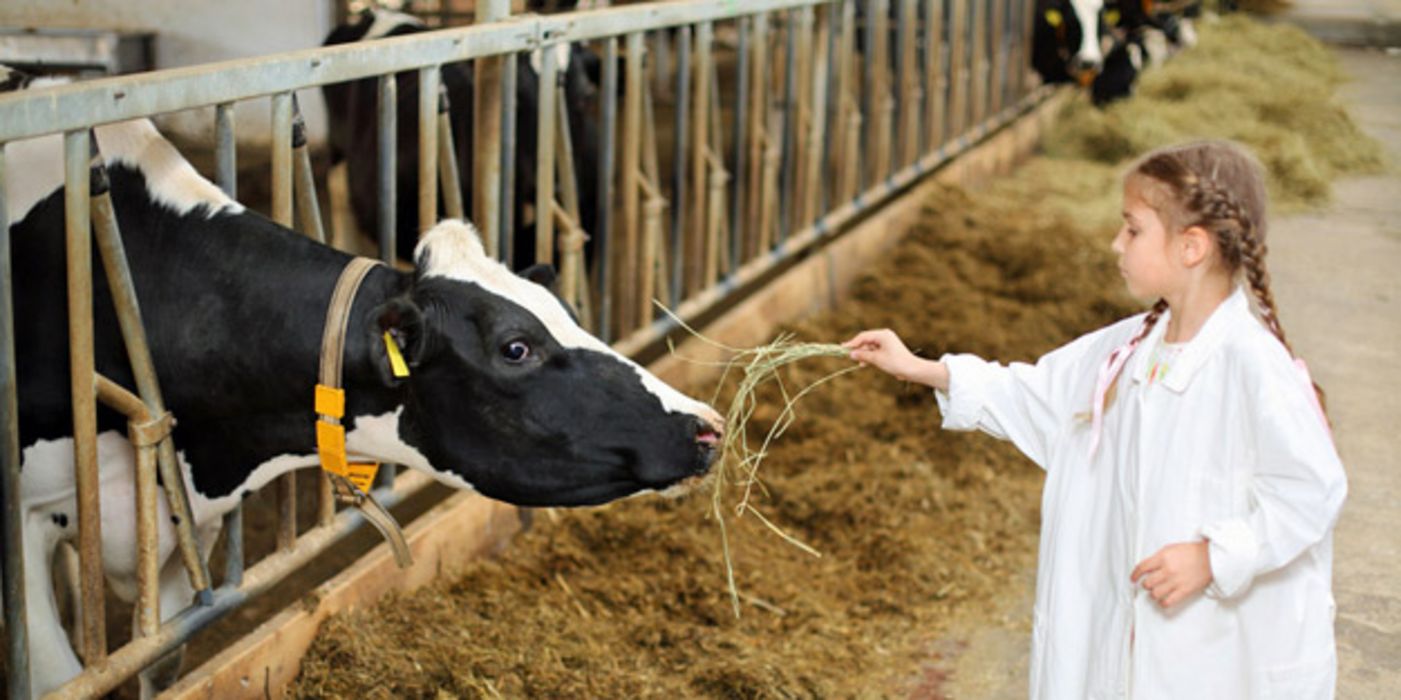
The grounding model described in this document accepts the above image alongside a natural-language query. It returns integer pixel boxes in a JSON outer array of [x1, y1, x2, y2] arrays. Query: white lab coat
[[934, 287, 1347, 699]]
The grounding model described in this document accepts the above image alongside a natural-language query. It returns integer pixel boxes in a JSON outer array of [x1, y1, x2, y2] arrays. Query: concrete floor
[[939, 45, 1401, 700]]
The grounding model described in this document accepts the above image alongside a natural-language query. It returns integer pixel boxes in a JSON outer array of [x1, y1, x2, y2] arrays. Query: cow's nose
[[695, 416, 722, 447], [1069, 55, 1102, 78]]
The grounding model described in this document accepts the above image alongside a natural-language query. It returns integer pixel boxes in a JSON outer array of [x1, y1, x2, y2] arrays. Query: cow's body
[[4, 96, 717, 695], [322, 9, 602, 269]]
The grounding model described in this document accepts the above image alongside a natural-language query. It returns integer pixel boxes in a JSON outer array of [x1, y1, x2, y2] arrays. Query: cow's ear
[[369, 296, 427, 387], [518, 263, 557, 290]]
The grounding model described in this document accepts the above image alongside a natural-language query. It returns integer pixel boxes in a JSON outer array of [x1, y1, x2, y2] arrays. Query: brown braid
[[1127, 140, 1328, 416], [1100, 298, 1170, 413]]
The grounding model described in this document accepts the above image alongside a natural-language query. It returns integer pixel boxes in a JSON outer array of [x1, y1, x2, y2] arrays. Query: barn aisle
[[1270, 47, 1401, 699], [941, 45, 1401, 700]]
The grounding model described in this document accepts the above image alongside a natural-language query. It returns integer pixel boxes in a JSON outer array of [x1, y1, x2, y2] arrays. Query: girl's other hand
[[1130, 541, 1214, 608]]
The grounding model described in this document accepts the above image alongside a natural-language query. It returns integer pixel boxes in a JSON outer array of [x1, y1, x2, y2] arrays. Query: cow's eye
[[501, 340, 531, 363]]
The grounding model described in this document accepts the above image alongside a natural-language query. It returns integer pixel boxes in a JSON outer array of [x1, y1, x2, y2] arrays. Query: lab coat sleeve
[[1201, 389, 1348, 600], [933, 332, 1100, 469]]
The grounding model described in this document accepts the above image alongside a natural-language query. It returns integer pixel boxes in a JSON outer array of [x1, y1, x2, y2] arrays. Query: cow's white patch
[[95, 120, 243, 218], [1071, 0, 1106, 66], [416, 220, 720, 426], [4, 119, 242, 227], [364, 8, 424, 39]]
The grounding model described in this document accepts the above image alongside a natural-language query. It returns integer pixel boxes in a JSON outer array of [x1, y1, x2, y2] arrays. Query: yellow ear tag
[[1105, 9, 1121, 26], [1045, 9, 1063, 27], [383, 331, 410, 378]]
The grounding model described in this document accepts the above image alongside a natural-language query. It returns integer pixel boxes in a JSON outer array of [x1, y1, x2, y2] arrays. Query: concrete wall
[[0, 0, 339, 150]]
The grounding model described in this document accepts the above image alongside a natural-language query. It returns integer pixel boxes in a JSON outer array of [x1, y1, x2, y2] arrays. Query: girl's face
[[1112, 181, 1182, 302]]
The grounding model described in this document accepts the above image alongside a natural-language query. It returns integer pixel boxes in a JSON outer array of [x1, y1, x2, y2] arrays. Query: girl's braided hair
[[1104, 140, 1327, 415]]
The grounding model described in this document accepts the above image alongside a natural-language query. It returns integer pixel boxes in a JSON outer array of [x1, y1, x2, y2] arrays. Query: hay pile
[[1043, 14, 1382, 213], [289, 14, 1374, 699]]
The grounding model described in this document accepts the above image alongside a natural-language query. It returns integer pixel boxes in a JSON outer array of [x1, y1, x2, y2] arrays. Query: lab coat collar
[[1130, 286, 1251, 393]]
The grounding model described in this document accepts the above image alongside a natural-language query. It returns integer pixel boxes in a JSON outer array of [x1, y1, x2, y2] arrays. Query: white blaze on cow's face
[[393, 219, 722, 506], [1070, 0, 1106, 71]]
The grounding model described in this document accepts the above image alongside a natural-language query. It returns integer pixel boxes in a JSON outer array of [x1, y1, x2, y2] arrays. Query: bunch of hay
[[1043, 14, 1382, 210]]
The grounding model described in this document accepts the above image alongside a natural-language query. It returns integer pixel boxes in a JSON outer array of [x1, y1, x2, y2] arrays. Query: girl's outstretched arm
[[844, 329, 949, 391]]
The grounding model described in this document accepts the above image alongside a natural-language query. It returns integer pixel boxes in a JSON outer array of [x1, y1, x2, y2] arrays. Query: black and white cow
[[1032, 0, 1108, 85], [321, 8, 602, 269], [3, 75, 719, 696], [1033, 0, 1198, 105]]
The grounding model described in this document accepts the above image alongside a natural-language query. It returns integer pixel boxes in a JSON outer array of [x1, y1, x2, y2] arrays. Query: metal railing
[[0, 1, 1041, 697]]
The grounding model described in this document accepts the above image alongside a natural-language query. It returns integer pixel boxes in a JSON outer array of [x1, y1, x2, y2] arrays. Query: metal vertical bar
[[500, 55, 518, 265], [596, 36, 618, 340], [990, 0, 1007, 114], [378, 74, 398, 266], [438, 84, 465, 221], [777, 11, 799, 242], [65, 129, 107, 665], [789, 7, 812, 231], [474, 0, 509, 258], [0, 146, 32, 700], [728, 18, 749, 276], [744, 13, 769, 259], [873, 0, 894, 181], [553, 85, 585, 312], [271, 93, 294, 227], [212, 109, 245, 589], [1018, 0, 1034, 99], [535, 46, 558, 266], [924, 0, 945, 153], [619, 32, 644, 336], [686, 21, 712, 295], [897, 0, 919, 167], [215, 103, 237, 201], [802, 6, 831, 229], [971, 0, 988, 127], [669, 25, 690, 307], [270, 93, 298, 552], [948, 0, 968, 138], [419, 66, 441, 237], [834, 0, 858, 203], [292, 98, 326, 244]]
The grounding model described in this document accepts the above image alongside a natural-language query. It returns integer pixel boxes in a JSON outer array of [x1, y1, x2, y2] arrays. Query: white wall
[[0, 0, 339, 150]]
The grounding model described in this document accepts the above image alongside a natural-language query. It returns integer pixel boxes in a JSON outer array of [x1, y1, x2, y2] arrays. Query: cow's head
[[1034, 0, 1109, 84], [371, 220, 722, 507]]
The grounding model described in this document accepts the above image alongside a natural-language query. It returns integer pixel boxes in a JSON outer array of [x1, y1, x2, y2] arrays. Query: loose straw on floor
[[659, 304, 863, 617]]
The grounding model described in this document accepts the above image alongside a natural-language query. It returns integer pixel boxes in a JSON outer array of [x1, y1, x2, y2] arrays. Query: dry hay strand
[[660, 309, 860, 617], [1043, 14, 1383, 210]]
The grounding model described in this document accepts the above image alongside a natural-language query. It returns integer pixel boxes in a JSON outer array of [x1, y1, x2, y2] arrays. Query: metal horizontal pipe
[[0, 0, 829, 143]]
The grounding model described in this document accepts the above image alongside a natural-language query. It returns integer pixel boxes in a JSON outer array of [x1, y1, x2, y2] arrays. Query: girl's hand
[[842, 329, 949, 390], [1131, 541, 1213, 608]]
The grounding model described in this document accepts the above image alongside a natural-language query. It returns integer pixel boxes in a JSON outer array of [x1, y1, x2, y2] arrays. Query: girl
[[844, 140, 1346, 699]]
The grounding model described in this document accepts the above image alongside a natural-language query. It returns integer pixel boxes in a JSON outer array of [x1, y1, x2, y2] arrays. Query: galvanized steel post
[[0, 145, 32, 700], [536, 45, 559, 267], [270, 92, 298, 552], [379, 74, 399, 266], [419, 66, 441, 237], [65, 129, 107, 665], [595, 35, 619, 338], [474, 0, 510, 258]]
